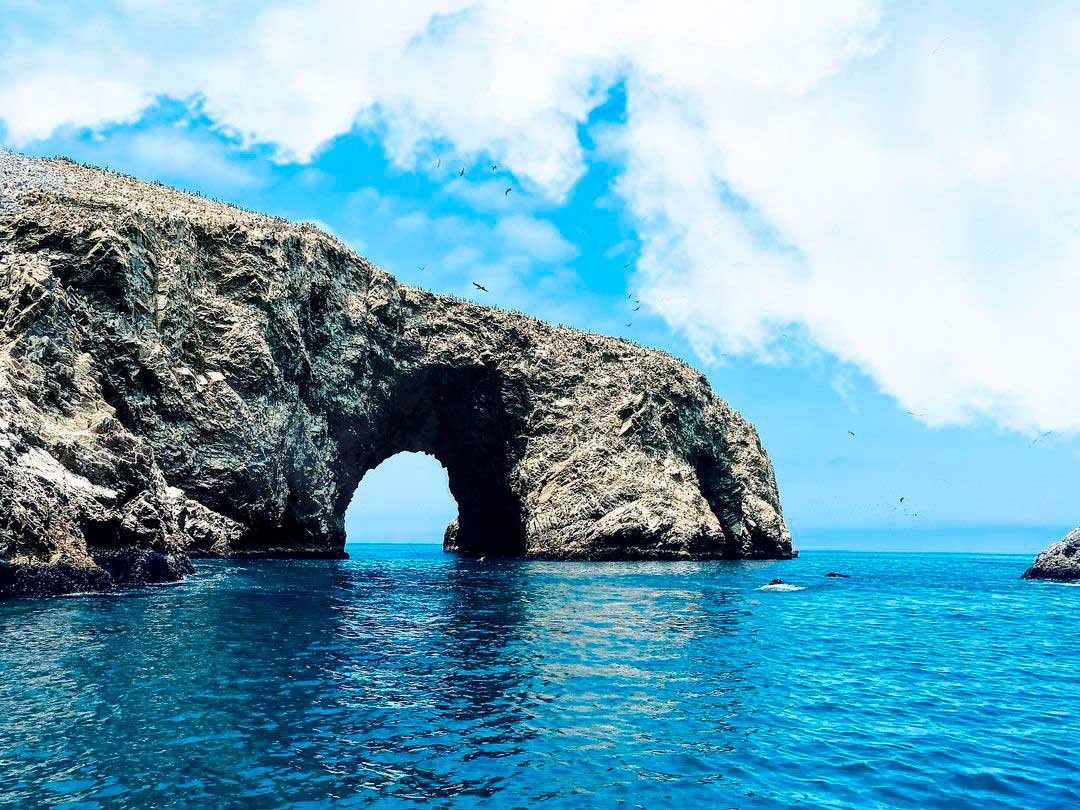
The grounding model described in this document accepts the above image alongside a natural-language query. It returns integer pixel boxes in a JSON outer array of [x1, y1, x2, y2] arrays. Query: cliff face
[[0, 152, 792, 596]]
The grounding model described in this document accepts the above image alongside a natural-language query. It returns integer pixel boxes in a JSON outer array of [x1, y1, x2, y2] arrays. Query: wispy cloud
[[22, 122, 264, 193], [337, 186, 586, 321]]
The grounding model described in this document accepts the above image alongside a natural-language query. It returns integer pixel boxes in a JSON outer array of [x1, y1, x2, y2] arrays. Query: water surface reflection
[[2, 546, 1076, 808]]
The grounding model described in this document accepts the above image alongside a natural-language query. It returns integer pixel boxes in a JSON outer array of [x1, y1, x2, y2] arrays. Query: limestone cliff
[[0, 152, 792, 596]]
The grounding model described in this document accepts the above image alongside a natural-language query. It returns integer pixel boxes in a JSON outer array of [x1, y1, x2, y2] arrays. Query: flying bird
[[1032, 430, 1054, 446], [459, 167, 465, 177], [848, 430, 856, 437], [504, 186, 512, 196], [491, 164, 498, 171], [626, 322, 633, 327], [418, 265, 425, 271], [633, 305, 640, 311], [900, 497, 905, 504], [436, 158, 441, 168], [472, 282, 489, 292]]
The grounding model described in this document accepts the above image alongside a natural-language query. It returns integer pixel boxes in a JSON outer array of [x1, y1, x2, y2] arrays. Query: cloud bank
[[3, 0, 1078, 432]]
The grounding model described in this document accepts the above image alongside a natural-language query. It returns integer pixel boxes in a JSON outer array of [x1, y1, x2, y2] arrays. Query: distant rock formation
[[1023, 529, 1080, 581], [0, 152, 792, 597]]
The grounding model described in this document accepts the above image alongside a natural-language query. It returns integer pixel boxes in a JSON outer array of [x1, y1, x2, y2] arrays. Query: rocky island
[[0, 152, 792, 597], [1023, 529, 1080, 581]]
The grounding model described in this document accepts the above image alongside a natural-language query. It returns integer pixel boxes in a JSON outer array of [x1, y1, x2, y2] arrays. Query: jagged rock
[[165, 487, 245, 557], [1023, 529, 1080, 581], [0, 151, 793, 596]]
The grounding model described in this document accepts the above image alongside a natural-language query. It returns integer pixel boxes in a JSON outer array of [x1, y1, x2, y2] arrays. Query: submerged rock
[[761, 578, 801, 592], [1023, 529, 1080, 581], [0, 152, 793, 597]]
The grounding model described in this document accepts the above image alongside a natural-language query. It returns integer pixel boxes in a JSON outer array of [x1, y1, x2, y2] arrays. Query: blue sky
[[3, 2, 1078, 551]]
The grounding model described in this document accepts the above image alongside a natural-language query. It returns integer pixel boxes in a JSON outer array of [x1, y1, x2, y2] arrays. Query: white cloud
[[328, 186, 619, 335], [2, 1, 1078, 432], [123, 129, 263, 189], [22, 125, 264, 193], [495, 216, 578, 264]]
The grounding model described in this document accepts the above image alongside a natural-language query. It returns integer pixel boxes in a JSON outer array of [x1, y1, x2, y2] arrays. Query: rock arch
[[0, 154, 792, 596], [332, 362, 527, 557]]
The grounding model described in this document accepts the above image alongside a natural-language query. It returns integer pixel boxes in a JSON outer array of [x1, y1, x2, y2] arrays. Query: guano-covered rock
[[1023, 529, 1080, 581], [0, 152, 792, 597]]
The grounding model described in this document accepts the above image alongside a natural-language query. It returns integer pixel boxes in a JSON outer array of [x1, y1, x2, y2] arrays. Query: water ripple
[[1, 548, 1079, 807]]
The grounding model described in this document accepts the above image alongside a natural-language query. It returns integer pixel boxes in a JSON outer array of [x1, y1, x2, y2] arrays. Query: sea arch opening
[[344, 451, 458, 546], [331, 363, 529, 557]]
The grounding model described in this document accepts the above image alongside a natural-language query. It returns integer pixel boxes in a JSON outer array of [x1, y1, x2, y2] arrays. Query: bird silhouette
[[491, 164, 498, 171], [848, 430, 856, 437], [900, 497, 905, 503], [436, 158, 441, 168], [633, 305, 640, 311], [626, 322, 633, 327], [472, 282, 489, 292], [1032, 430, 1054, 446], [504, 186, 512, 196], [623, 263, 631, 269], [418, 265, 425, 271], [459, 168, 465, 177]]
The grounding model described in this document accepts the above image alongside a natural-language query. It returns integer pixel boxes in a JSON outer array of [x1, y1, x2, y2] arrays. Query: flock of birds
[[419, 159, 642, 327], [845, 429, 917, 516], [842, 425, 1055, 521]]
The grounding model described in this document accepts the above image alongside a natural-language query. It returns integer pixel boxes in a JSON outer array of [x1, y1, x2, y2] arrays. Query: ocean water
[[1, 546, 1078, 809]]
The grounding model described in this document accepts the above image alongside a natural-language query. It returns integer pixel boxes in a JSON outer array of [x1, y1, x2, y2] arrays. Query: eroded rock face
[[1023, 529, 1080, 581], [0, 152, 793, 596]]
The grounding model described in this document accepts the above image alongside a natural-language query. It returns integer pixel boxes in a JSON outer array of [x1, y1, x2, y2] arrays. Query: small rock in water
[[825, 572, 850, 578], [760, 578, 802, 591], [1023, 528, 1080, 581]]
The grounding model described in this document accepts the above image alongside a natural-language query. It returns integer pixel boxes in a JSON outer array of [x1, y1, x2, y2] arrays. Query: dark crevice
[[331, 362, 528, 559]]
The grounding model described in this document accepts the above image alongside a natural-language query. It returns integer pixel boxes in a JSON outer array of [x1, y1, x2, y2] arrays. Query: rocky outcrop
[[0, 151, 792, 597], [1023, 529, 1080, 581]]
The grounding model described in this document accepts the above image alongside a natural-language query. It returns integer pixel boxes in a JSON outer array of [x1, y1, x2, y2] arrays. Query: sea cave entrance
[[345, 452, 459, 546], [332, 364, 529, 557]]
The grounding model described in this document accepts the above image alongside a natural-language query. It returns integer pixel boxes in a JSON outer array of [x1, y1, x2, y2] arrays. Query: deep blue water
[[1, 546, 1079, 809]]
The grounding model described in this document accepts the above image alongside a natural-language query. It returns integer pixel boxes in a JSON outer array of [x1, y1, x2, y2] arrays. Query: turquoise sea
[[1, 545, 1078, 808]]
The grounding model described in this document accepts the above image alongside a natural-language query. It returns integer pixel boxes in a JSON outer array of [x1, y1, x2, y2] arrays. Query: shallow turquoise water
[[1, 546, 1078, 808]]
